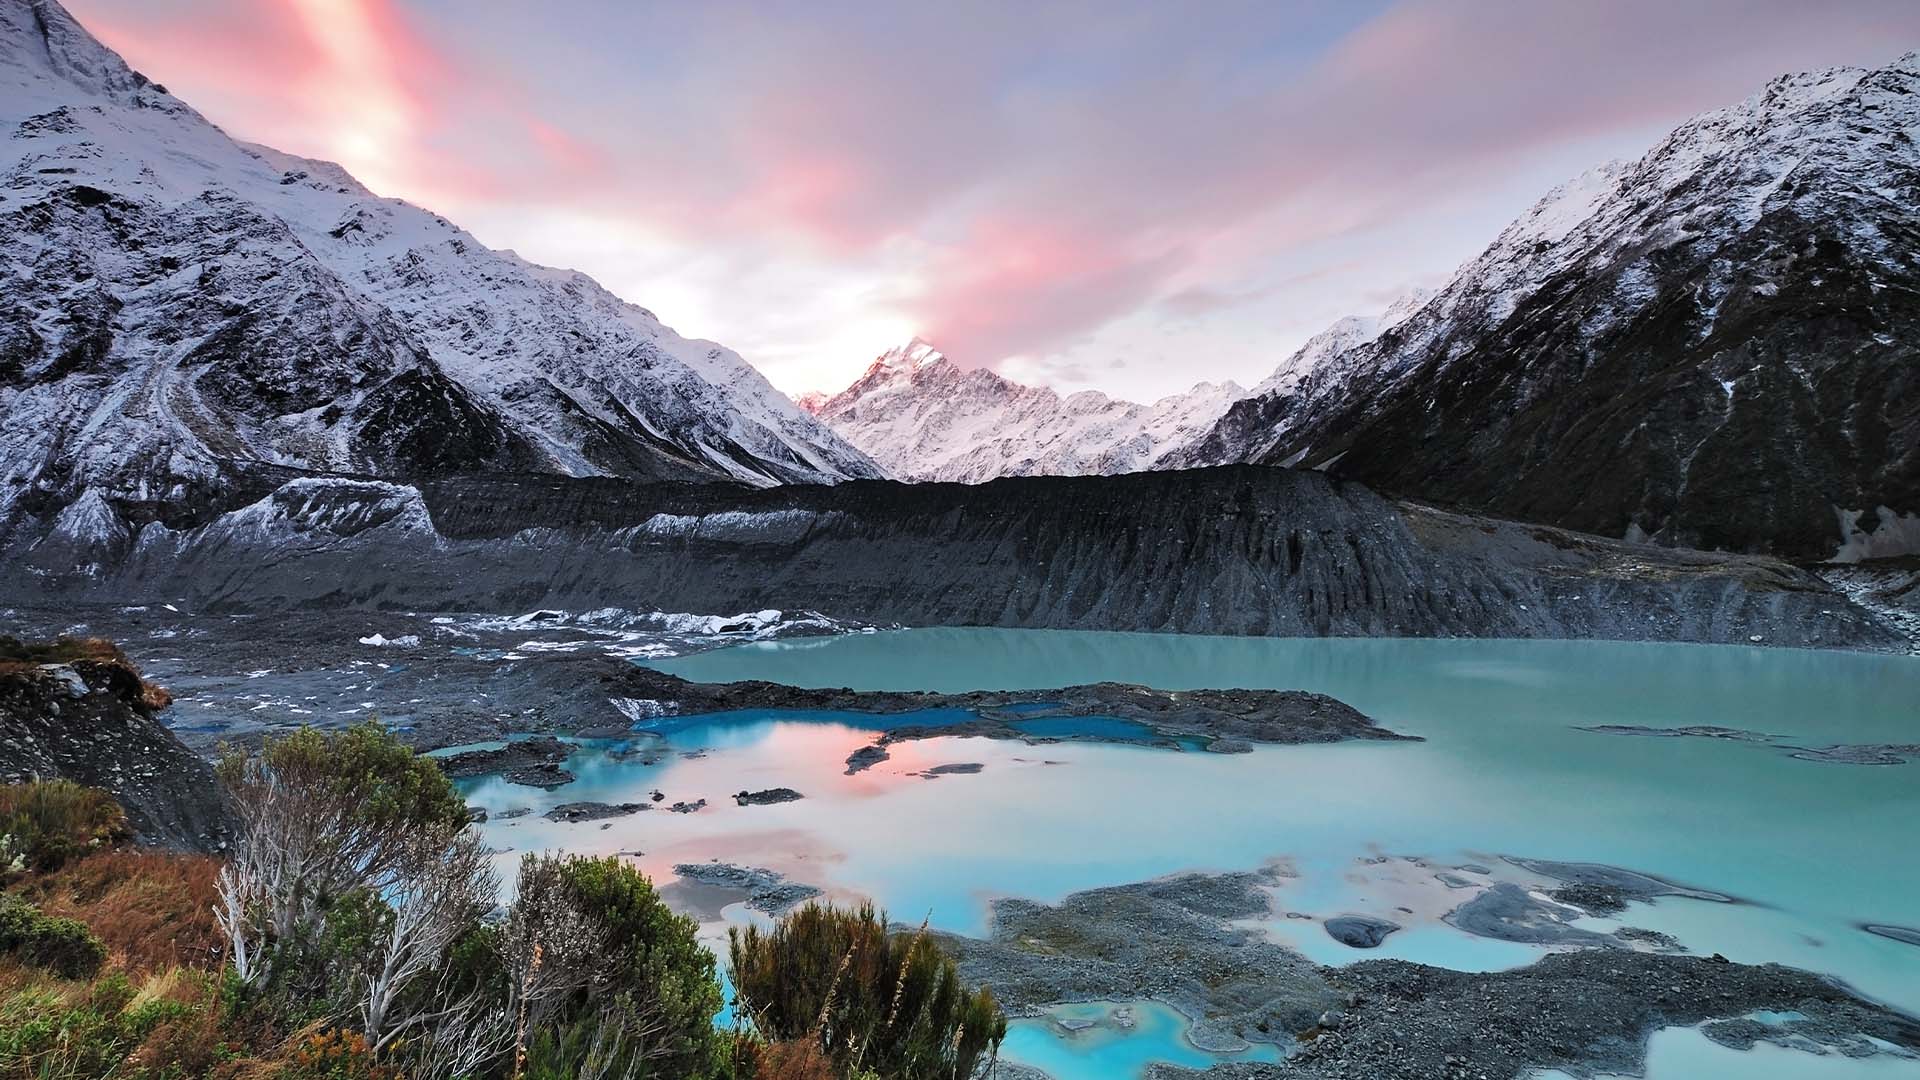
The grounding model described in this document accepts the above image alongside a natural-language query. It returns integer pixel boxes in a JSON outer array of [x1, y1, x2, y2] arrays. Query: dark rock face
[[1187, 56, 1920, 561], [3, 466, 1898, 650], [0, 643, 230, 850], [1323, 915, 1400, 949]]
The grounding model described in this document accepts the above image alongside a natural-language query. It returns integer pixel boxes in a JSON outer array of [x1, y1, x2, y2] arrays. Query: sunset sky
[[63, 0, 1920, 400]]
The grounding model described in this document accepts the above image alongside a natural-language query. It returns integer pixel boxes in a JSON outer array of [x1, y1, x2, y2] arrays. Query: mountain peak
[[875, 337, 947, 373], [2, 0, 177, 107]]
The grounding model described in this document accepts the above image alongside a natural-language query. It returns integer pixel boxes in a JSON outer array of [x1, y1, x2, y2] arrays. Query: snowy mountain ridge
[[801, 338, 1244, 483], [0, 0, 878, 541], [1174, 52, 1920, 559]]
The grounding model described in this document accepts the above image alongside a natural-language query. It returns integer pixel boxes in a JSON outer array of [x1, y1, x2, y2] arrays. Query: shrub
[[214, 721, 477, 997], [0, 894, 108, 979], [506, 854, 726, 1080], [0, 781, 131, 875], [729, 903, 1004, 1080], [283, 1028, 403, 1080]]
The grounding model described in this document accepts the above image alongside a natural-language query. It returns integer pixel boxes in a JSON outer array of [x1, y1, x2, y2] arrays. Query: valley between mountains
[[2, 4, 1919, 1080]]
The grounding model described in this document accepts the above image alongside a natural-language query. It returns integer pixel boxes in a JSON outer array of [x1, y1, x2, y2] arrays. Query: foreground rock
[[934, 867, 1342, 1038], [1147, 953, 1920, 1080], [6, 466, 1895, 650], [0, 638, 231, 850]]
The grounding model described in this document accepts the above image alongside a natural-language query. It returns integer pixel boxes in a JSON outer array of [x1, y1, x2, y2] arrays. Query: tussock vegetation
[[0, 636, 128, 666], [0, 779, 132, 876], [0, 722, 1005, 1080]]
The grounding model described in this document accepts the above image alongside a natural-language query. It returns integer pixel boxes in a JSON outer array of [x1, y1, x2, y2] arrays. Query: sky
[[61, 0, 1920, 401]]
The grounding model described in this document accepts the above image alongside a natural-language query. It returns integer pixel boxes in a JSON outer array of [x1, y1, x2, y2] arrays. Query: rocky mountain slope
[[1, 466, 1897, 650], [802, 339, 1242, 482], [0, 0, 877, 547], [1179, 54, 1920, 562]]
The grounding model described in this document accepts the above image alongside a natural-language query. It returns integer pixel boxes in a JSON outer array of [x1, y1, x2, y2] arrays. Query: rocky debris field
[[938, 865, 1920, 1080]]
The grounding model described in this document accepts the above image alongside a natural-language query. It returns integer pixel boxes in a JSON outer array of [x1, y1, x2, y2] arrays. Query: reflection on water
[[457, 631, 1920, 1080]]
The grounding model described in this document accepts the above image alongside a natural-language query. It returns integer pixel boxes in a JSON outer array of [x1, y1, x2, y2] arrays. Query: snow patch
[[1831, 506, 1920, 562]]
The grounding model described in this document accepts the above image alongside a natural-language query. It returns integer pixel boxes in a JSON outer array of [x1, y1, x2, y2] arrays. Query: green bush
[[217, 721, 469, 843], [510, 854, 728, 1080], [0, 894, 108, 978], [729, 903, 1004, 1080], [0, 780, 131, 875]]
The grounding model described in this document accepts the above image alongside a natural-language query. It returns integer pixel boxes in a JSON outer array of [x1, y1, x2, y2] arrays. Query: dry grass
[[0, 782, 133, 875], [9, 851, 225, 974], [738, 1038, 838, 1080], [0, 636, 128, 668]]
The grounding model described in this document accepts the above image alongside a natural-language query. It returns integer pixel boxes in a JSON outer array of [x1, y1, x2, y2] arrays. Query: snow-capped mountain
[[1179, 54, 1920, 560], [1248, 288, 1435, 402], [0, 0, 878, 538], [803, 339, 1243, 483]]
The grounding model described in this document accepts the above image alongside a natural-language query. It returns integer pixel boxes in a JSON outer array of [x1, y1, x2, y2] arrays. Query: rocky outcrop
[[0, 639, 229, 850], [1, 466, 1897, 650], [583, 662, 1414, 751], [1182, 55, 1920, 562], [435, 735, 575, 788]]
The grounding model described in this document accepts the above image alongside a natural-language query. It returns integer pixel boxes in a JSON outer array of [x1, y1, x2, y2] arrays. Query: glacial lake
[[459, 630, 1920, 1080]]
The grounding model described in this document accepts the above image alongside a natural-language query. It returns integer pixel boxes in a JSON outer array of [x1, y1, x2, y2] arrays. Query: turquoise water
[[461, 631, 1920, 1079], [1000, 1002, 1284, 1076]]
